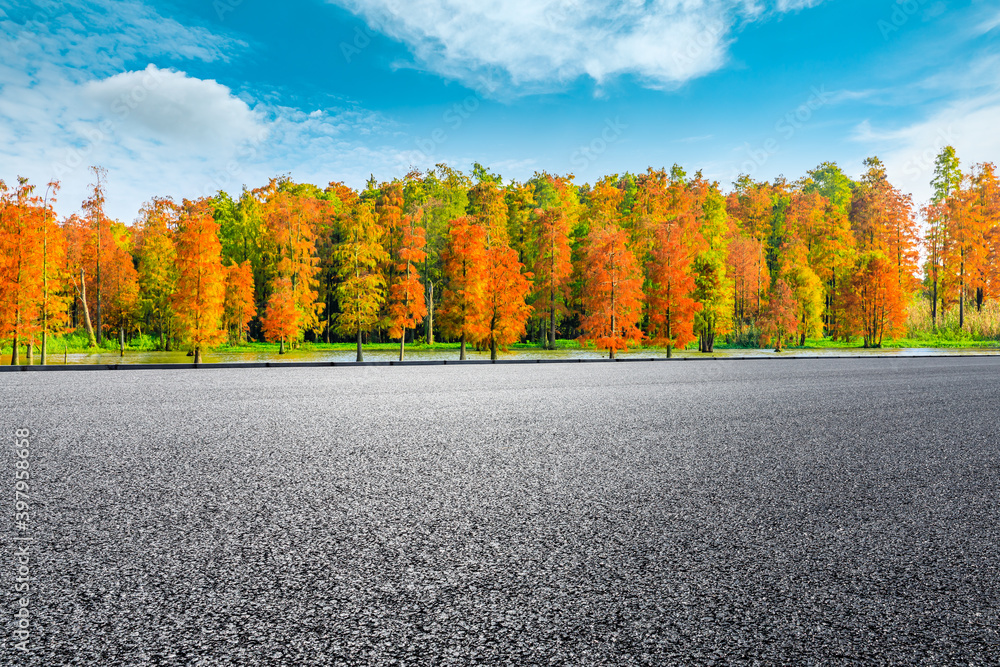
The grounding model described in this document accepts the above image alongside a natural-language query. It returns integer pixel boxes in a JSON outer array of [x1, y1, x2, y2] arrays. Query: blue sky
[[1, 0, 998, 220]]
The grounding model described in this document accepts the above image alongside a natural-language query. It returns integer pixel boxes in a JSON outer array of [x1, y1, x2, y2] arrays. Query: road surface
[[2, 357, 998, 665]]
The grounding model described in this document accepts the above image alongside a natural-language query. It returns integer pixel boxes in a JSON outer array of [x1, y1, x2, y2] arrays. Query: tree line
[[1, 149, 998, 365]]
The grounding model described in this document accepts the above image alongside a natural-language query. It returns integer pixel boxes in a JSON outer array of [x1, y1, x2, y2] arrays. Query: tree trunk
[[356, 328, 363, 362], [80, 269, 97, 348], [425, 282, 435, 344], [931, 279, 938, 330], [194, 346, 203, 364], [609, 347, 616, 360], [959, 255, 965, 329], [549, 304, 557, 350], [26, 339, 34, 365], [10, 335, 19, 365], [96, 294, 102, 345], [666, 345, 672, 359], [399, 332, 405, 362], [279, 338, 286, 354], [700, 329, 715, 353], [460, 333, 466, 361], [41, 331, 47, 366], [490, 338, 497, 361], [119, 327, 125, 357]]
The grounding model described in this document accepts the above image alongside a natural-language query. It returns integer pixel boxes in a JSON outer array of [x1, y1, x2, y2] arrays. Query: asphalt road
[[2, 357, 999, 665]]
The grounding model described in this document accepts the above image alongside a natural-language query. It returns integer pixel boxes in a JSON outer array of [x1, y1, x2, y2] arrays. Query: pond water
[[25, 344, 1000, 365]]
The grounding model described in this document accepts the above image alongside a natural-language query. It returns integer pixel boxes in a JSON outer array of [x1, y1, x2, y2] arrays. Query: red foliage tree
[[0, 178, 44, 364], [647, 218, 701, 356], [846, 255, 903, 348], [477, 242, 533, 360], [261, 276, 300, 353], [224, 260, 256, 344], [262, 184, 324, 338], [846, 158, 917, 344], [761, 278, 799, 352], [439, 216, 487, 360], [388, 210, 428, 360], [579, 223, 644, 358]]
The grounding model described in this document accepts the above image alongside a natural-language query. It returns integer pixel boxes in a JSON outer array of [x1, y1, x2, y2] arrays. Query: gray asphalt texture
[[2, 357, 999, 666]]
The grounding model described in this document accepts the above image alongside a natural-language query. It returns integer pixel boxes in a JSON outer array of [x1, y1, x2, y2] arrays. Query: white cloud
[[861, 93, 1000, 206], [83, 65, 264, 149], [851, 54, 1000, 205], [331, 0, 819, 93], [0, 0, 397, 220], [982, 10, 1000, 35], [774, 0, 826, 11]]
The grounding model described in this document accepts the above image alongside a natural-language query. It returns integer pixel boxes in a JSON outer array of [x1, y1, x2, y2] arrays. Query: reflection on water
[[27, 344, 1000, 365]]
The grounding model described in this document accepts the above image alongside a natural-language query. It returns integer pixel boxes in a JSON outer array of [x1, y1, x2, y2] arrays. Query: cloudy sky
[[1, 0, 998, 220]]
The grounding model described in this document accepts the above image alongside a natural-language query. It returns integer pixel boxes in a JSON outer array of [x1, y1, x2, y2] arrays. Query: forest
[[1, 147, 998, 365]]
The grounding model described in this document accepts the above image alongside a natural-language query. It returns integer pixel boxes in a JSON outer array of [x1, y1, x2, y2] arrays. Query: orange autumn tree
[[726, 176, 774, 316], [847, 256, 903, 348], [580, 222, 645, 359], [261, 276, 299, 352], [262, 183, 324, 344], [761, 278, 799, 352], [172, 203, 227, 363], [847, 157, 917, 346], [647, 217, 701, 357], [439, 216, 487, 360], [781, 190, 828, 345], [479, 241, 533, 361], [377, 180, 405, 326], [34, 181, 68, 365], [640, 168, 702, 357], [941, 165, 994, 327], [973, 163, 1000, 305], [102, 222, 140, 356], [224, 260, 256, 344], [387, 210, 428, 361], [62, 214, 98, 347], [469, 177, 533, 360], [728, 234, 768, 326], [335, 200, 387, 362], [0, 177, 44, 365]]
